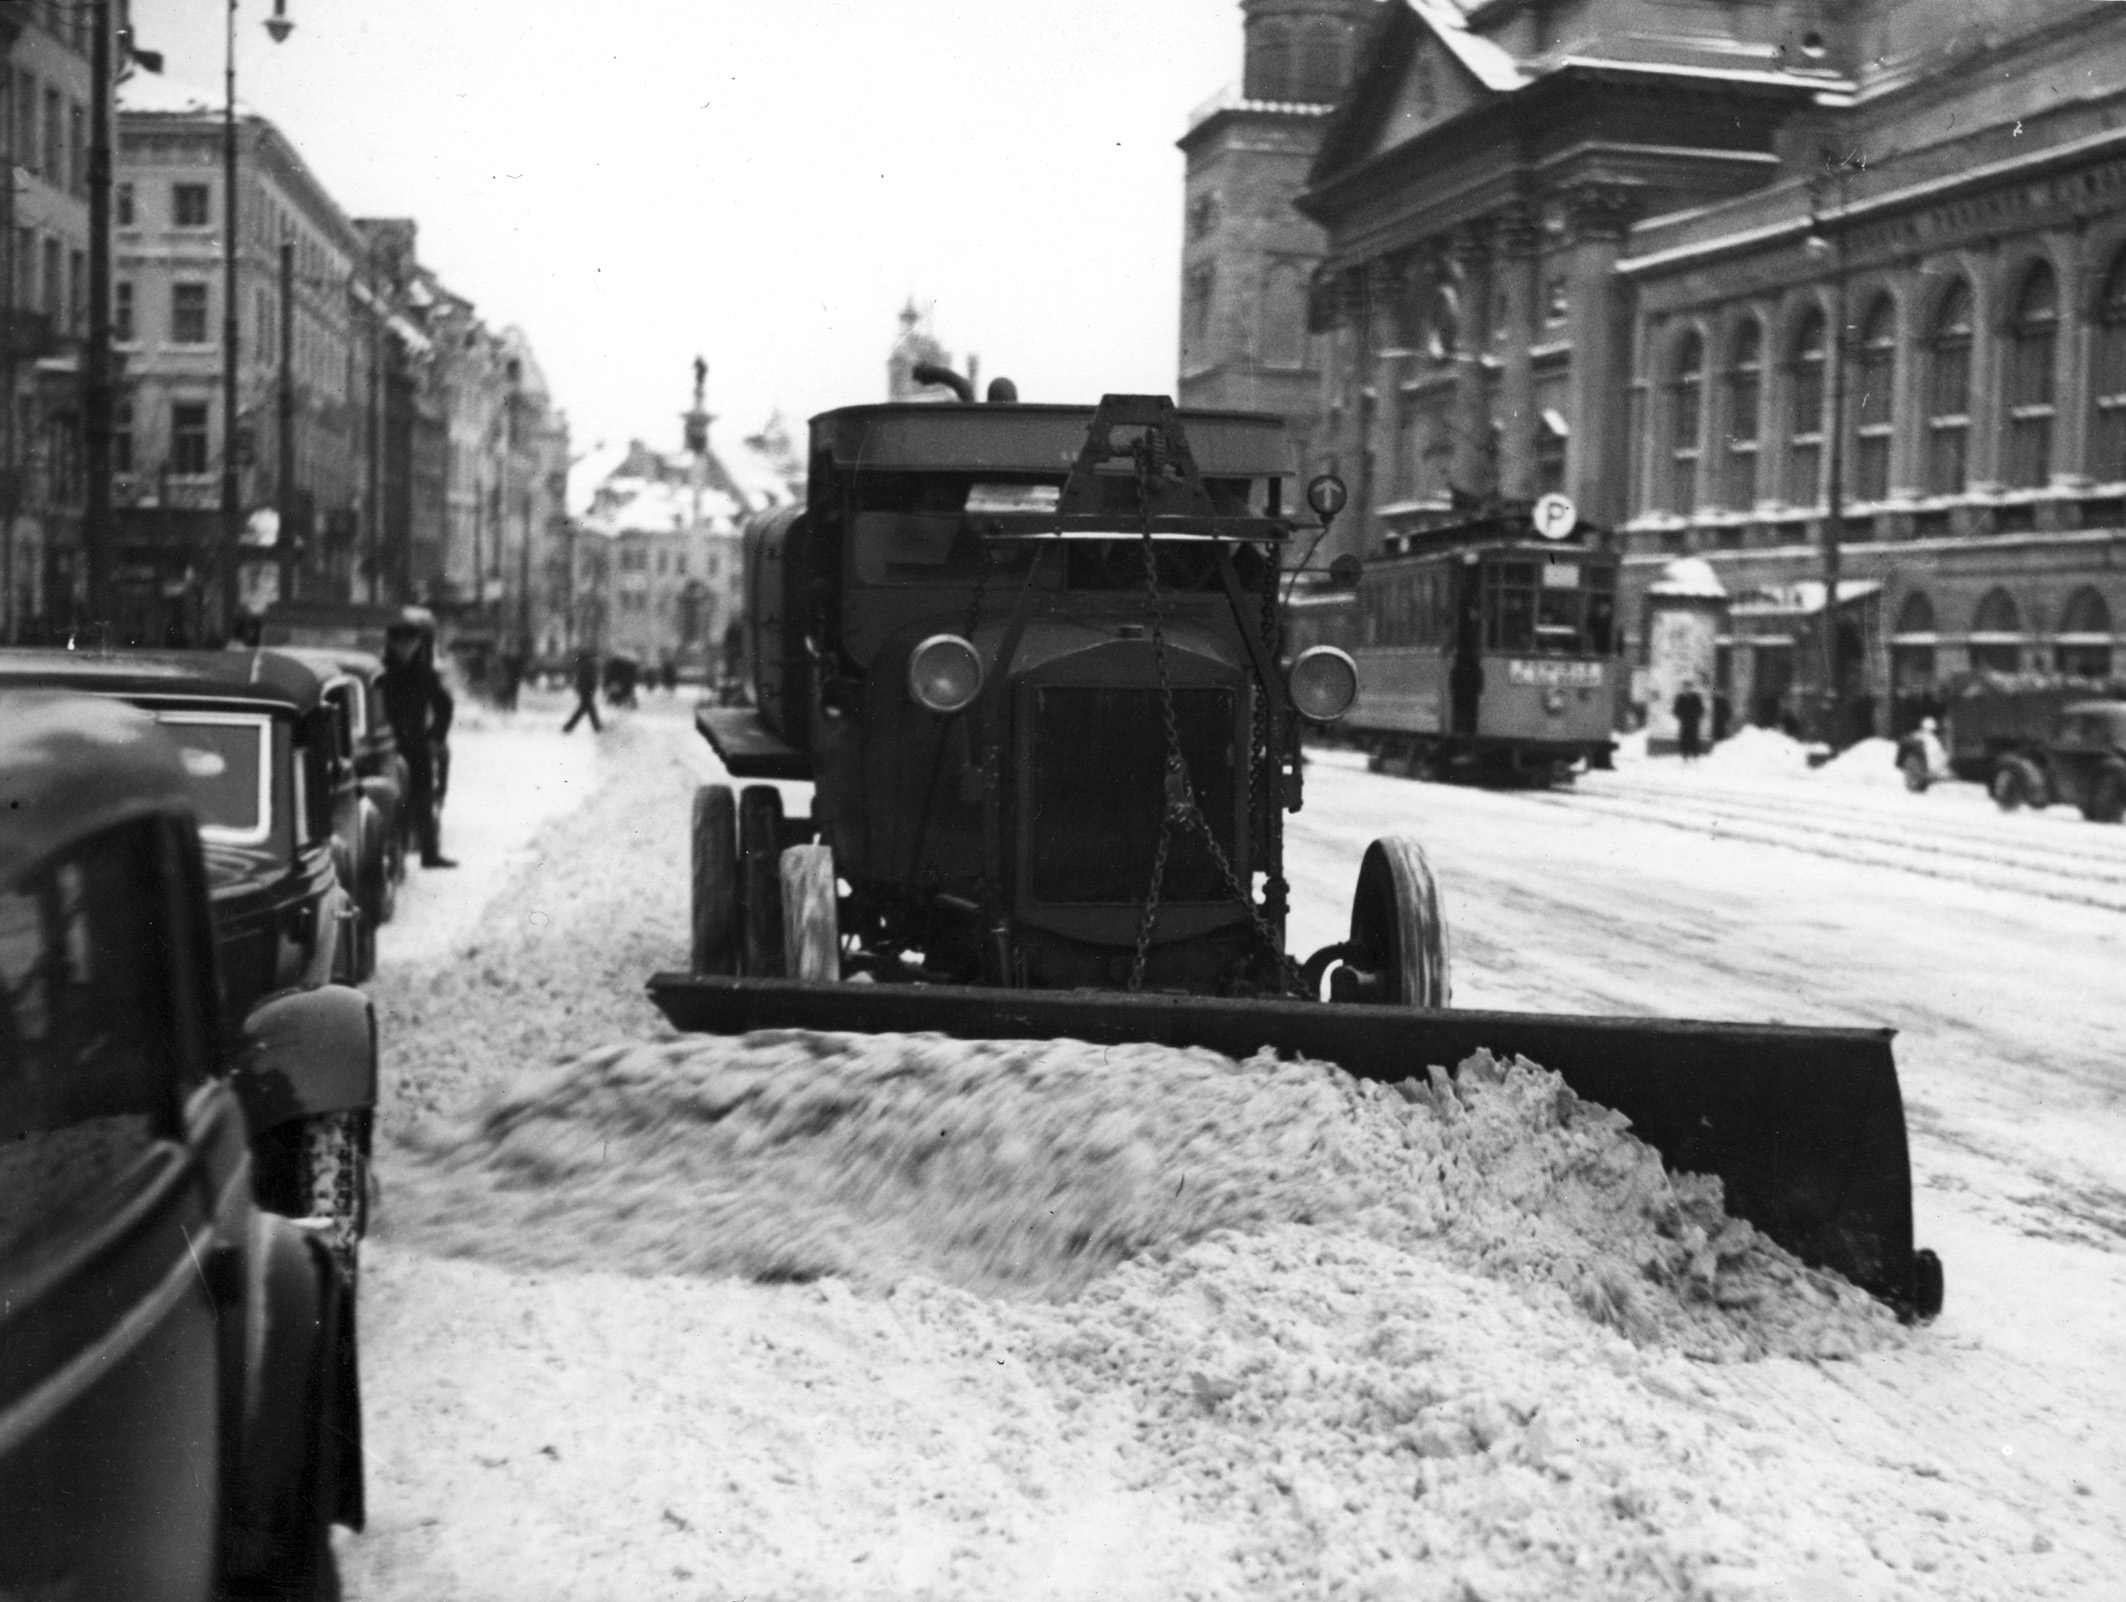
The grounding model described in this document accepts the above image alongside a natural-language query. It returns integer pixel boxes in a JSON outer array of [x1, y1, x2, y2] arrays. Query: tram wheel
[[1342, 836, 1451, 1008]]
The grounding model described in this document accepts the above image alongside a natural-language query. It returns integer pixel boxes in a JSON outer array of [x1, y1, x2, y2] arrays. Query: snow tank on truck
[[654, 389, 1943, 1322]]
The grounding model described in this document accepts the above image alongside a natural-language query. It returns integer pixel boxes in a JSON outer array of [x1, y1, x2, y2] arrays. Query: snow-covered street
[[338, 695, 2124, 1600]]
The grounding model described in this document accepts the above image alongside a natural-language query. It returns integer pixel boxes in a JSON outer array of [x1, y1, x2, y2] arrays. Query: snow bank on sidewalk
[[396, 1031, 1896, 1363]]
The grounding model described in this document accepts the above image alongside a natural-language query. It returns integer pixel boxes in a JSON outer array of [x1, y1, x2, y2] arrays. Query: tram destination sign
[[1507, 659, 1605, 687]]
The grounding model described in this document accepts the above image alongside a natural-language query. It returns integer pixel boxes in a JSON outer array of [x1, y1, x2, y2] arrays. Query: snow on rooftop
[[1408, 0, 1526, 94], [118, 69, 257, 119], [567, 443, 632, 519]]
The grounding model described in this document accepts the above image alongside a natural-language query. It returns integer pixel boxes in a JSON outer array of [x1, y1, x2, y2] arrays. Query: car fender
[[221, 1209, 352, 1574], [359, 773, 402, 833], [234, 983, 378, 1135], [355, 795, 388, 888]]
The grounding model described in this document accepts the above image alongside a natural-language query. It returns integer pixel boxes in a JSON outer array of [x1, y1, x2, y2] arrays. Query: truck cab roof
[[810, 402, 1296, 480]]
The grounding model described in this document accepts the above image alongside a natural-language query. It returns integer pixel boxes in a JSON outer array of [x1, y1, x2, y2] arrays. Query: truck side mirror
[[1329, 553, 1363, 589]]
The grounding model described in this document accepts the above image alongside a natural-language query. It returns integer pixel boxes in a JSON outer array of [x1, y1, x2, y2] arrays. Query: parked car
[[1986, 700, 2126, 822], [280, 645, 407, 934], [0, 691, 362, 1599], [0, 648, 381, 1276]]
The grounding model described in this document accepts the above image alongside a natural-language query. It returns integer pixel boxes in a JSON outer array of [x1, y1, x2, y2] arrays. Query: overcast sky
[[129, 0, 1250, 454]]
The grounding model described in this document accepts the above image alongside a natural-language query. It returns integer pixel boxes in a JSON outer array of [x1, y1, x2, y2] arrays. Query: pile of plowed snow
[[396, 1030, 1898, 1362]]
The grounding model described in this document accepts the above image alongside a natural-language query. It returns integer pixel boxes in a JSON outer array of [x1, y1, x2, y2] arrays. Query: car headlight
[[907, 633, 985, 714], [1287, 646, 1359, 723]]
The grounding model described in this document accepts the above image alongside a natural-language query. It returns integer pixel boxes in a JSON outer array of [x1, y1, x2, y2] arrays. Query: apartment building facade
[[1, 0, 93, 638]]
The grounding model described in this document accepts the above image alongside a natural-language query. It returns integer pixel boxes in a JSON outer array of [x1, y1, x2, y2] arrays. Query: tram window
[[1485, 562, 1539, 652], [1587, 588, 1616, 655]]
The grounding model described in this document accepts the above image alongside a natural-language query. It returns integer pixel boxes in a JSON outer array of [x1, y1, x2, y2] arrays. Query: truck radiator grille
[[1026, 686, 1238, 905]]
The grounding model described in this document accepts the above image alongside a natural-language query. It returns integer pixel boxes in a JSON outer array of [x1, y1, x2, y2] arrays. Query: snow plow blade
[[646, 974, 1936, 1320]]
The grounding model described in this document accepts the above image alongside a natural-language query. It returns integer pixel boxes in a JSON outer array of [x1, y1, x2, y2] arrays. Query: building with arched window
[[1195, 0, 2126, 737], [1177, 0, 1380, 465]]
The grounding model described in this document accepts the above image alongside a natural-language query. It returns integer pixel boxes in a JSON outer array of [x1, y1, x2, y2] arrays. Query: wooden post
[[779, 844, 839, 982]]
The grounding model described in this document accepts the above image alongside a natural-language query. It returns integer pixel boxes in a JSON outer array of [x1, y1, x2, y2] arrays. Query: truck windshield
[[852, 511, 1040, 586], [152, 711, 274, 845]]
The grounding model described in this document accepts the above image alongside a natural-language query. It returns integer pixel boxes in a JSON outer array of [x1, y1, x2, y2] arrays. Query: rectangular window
[[172, 183, 211, 229], [114, 280, 134, 342], [42, 88, 60, 184], [114, 182, 134, 227], [67, 249, 83, 336], [40, 236, 59, 319], [171, 401, 210, 475], [68, 99, 84, 196], [11, 226, 31, 310], [14, 72, 34, 181], [172, 282, 209, 345], [113, 400, 133, 474]]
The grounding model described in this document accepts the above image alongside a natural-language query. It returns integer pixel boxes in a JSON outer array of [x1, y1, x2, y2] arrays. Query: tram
[[1287, 505, 1621, 784]]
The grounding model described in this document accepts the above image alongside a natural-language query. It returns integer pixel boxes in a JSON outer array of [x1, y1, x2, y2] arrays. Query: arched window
[[1723, 321, 1761, 509], [1970, 586, 2023, 674], [2003, 263, 2058, 488], [2057, 585, 2115, 679], [1245, 20, 1295, 102], [1925, 280, 1973, 494], [1260, 263, 1307, 370], [1890, 591, 1938, 694], [2091, 251, 2126, 481], [1295, 20, 1343, 103], [1787, 308, 1826, 505], [1670, 331, 1704, 514], [1854, 294, 1897, 502]]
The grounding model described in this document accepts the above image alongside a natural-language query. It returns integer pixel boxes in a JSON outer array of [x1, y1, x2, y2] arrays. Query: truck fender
[[221, 1210, 355, 1574], [234, 983, 378, 1136]]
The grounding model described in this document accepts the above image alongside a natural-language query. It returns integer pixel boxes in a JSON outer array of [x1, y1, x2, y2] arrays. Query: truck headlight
[[907, 634, 985, 714], [1287, 646, 1359, 723]]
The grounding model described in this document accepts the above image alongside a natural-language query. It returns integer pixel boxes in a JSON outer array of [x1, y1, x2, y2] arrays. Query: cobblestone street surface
[[340, 696, 2124, 1601]]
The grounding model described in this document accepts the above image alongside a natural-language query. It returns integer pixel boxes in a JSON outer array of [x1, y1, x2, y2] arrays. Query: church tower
[[1177, 0, 1377, 465]]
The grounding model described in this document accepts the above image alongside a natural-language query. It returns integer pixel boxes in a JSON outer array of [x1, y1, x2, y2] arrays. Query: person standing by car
[[1673, 681, 1707, 763], [383, 624, 457, 868], [563, 646, 603, 733]]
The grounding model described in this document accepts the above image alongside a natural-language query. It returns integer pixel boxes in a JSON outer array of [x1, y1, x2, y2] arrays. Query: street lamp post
[[1807, 148, 1863, 747], [218, 0, 294, 636], [83, 0, 115, 635]]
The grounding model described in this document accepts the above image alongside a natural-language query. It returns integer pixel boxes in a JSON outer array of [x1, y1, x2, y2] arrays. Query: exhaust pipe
[[910, 361, 973, 402]]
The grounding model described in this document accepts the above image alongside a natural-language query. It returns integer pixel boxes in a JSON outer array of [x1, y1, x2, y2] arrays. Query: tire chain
[[1126, 445, 1304, 996], [301, 1111, 363, 1287]]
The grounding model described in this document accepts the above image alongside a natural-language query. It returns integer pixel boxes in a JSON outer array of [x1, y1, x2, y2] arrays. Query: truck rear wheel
[[2084, 769, 2126, 824], [738, 786, 786, 978], [1990, 762, 2029, 810], [1344, 836, 1451, 1008], [690, 784, 738, 974]]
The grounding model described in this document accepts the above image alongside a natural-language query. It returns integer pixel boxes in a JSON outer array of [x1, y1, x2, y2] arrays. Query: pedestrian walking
[[495, 641, 524, 712], [383, 623, 458, 868], [1672, 682, 1707, 763], [563, 647, 603, 733]]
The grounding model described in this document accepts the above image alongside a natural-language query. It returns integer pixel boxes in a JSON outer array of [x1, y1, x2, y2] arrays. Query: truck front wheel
[[1340, 836, 1451, 1008]]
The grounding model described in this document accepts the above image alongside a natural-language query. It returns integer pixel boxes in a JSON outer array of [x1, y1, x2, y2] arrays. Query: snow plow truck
[[649, 387, 1943, 1322]]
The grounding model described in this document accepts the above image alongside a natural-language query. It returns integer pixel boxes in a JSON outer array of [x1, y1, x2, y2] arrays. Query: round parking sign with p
[[1533, 493, 1577, 540]]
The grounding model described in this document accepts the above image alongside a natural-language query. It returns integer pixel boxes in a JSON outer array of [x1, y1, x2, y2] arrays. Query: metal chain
[[1125, 444, 1303, 995]]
